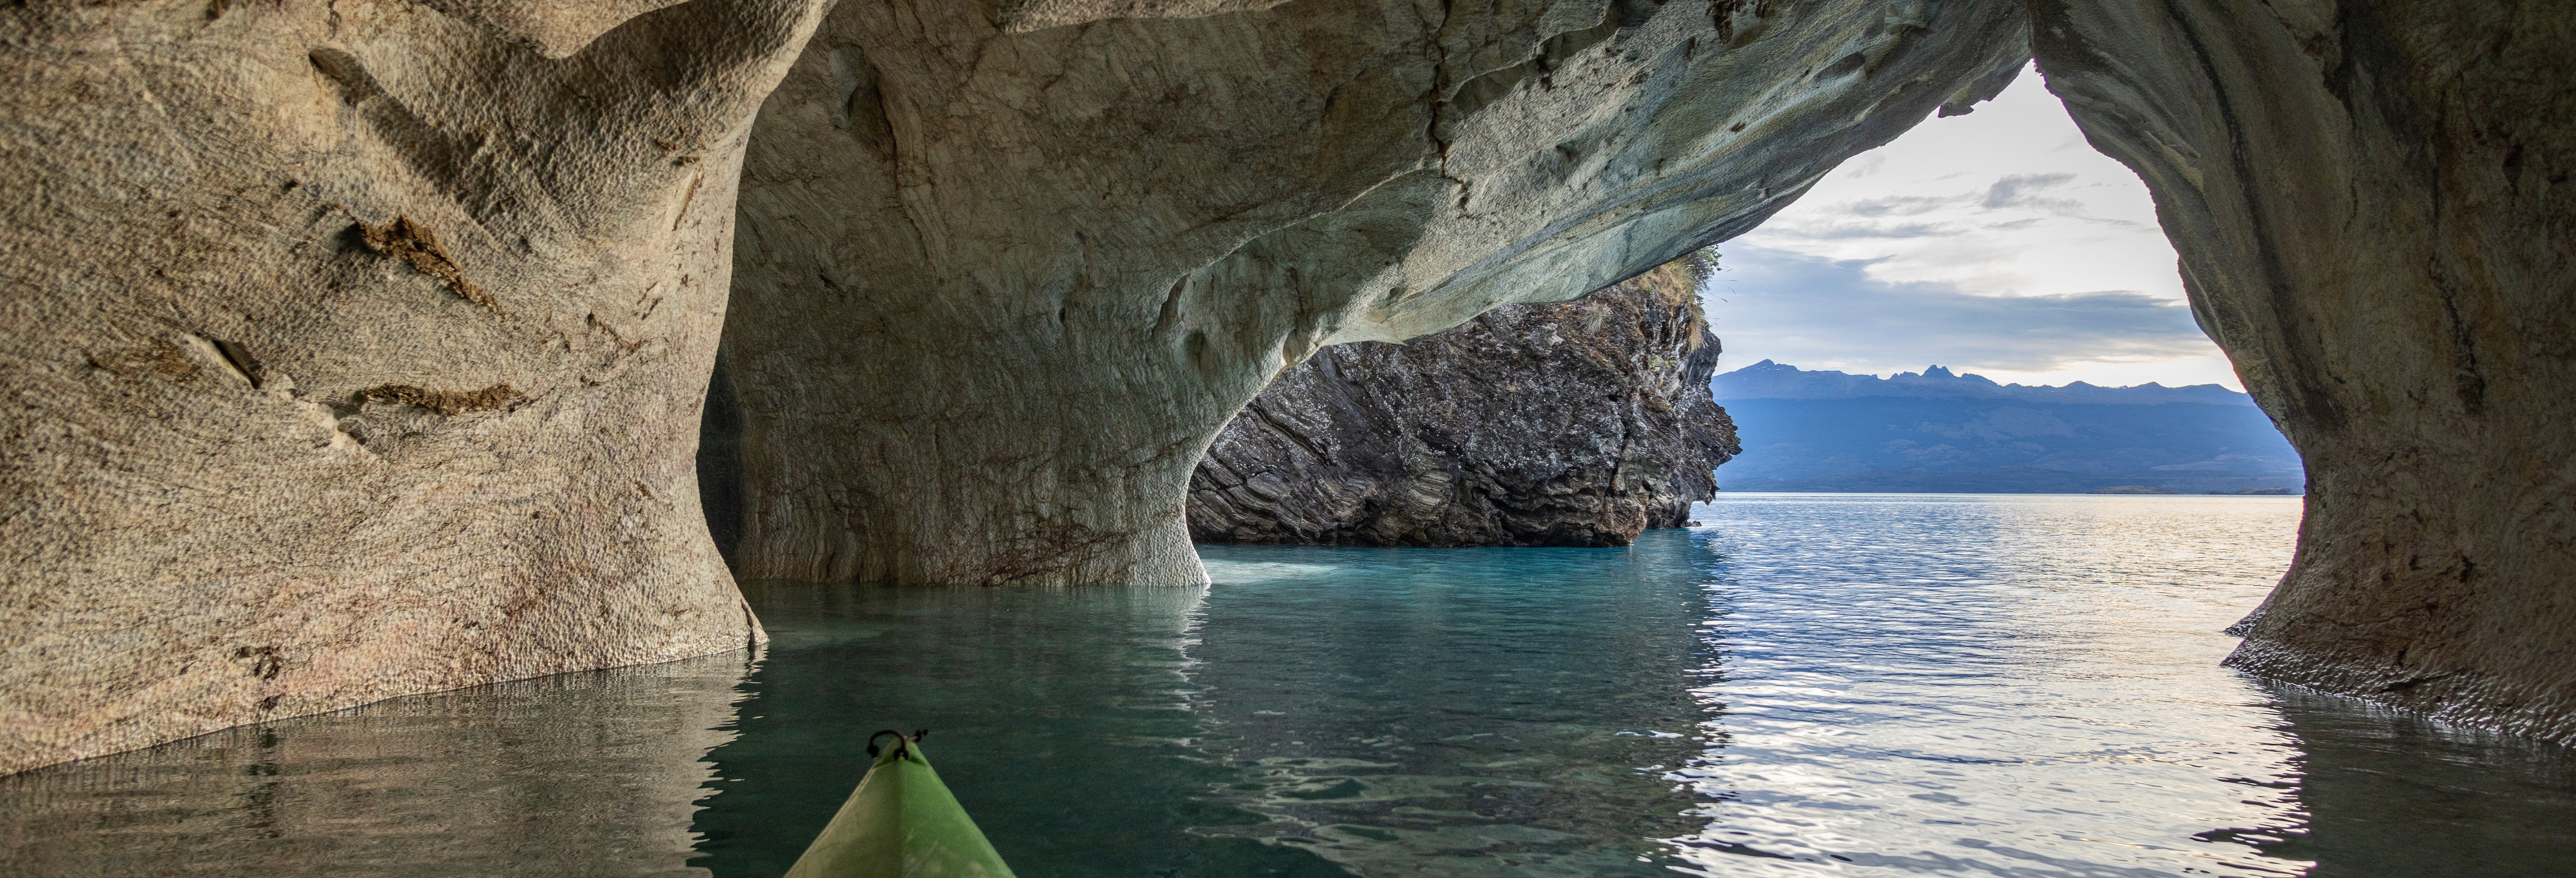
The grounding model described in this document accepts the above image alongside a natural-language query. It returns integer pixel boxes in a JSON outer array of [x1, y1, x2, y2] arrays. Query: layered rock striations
[[0, 1, 830, 775], [714, 0, 2035, 587], [2029, 2, 2576, 742], [1189, 261, 1738, 546]]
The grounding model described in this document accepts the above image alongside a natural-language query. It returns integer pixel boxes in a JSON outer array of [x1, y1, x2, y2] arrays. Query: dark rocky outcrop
[[1189, 260, 1739, 547]]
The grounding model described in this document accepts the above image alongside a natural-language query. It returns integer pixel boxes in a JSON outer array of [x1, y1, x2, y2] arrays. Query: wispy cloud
[[1798, 222, 1955, 240], [1709, 63, 2235, 388], [1701, 244, 2217, 380], [1846, 195, 1967, 217], [1981, 172, 2079, 210]]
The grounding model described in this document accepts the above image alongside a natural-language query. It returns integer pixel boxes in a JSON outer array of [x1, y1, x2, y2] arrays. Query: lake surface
[[8, 494, 2574, 876]]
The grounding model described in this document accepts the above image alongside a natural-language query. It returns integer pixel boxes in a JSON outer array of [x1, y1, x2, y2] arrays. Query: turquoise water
[[7, 494, 2573, 876]]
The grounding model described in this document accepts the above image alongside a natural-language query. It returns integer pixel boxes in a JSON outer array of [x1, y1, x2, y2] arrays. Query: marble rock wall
[[0, 0, 829, 775], [2030, 0, 2576, 743], [712, 0, 2032, 586], [6, 0, 2572, 776]]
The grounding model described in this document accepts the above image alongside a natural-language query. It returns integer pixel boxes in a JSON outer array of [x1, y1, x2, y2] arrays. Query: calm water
[[7, 494, 2574, 876]]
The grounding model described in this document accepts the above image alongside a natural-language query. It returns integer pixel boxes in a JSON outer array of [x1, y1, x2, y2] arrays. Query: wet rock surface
[[1189, 261, 1738, 547]]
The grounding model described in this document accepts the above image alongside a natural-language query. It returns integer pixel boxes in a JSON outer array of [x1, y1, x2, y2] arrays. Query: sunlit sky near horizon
[[1700, 64, 2244, 391]]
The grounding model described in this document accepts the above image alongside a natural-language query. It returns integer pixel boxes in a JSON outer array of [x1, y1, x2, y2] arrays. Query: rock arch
[[1, 0, 2567, 774]]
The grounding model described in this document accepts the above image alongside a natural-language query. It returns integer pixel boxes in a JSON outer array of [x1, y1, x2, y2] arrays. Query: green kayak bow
[[784, 730, 1018, 878]]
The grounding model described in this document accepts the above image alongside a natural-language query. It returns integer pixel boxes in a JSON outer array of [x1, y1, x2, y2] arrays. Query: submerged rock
[[1189, 260, 1739, 547]]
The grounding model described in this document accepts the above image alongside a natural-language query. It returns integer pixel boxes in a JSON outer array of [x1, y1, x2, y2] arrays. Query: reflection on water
[[1671, 494, 2316, 876], [7, 494, 2574, 876], [688, 581, 1338, 878], [1667, 495, 2576, 877], [1178, 545, 1714, 876], [2260, 684, 2576, 877], [0, 657, 750, 877]]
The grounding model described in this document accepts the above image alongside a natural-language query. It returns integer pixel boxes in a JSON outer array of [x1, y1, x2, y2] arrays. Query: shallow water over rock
[[7, 494, 2571, 876]]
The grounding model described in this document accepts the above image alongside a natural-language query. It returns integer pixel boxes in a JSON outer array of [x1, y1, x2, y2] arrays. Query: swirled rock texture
[[1188, 260, 1737, 546], [2031, 1, 2576, 742], [714, 0, 2034, 586], [0, 1, 828, 774]]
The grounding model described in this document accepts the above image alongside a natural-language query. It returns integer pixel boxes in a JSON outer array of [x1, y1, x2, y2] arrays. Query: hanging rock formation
[[713, 0, 2034, 586], [1188, 259, 1738, 546], [0, 1, 830, 775], [2027, 1, 2576, 743]]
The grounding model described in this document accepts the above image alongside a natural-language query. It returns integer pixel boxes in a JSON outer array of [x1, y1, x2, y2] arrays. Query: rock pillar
[[2033, 1, 2576, 741], [0, 0, 828, 773]]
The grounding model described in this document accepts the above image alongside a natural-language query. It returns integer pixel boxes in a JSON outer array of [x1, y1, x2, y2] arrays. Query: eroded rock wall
[[1189, 259, 1738, 546], [719, 0, 2033, 585], [2031, 2, 2576, 741], [0, 1, 827, 774]]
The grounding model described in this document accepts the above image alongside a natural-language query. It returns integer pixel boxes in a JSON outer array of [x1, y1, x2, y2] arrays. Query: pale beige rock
[[712, 0, 2033, 586], [2031, 1, 2576, 742], [0, 0, 828, 774]]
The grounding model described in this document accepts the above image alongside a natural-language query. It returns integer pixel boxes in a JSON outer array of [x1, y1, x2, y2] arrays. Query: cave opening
[[1700, 62, 2305, 496]]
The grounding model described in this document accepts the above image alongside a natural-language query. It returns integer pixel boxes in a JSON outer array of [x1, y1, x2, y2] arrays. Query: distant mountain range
[[1711, 360, 2304, 494]]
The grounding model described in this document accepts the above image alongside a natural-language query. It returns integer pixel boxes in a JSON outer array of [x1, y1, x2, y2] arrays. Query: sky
[[1700, 64, 2244, 390]]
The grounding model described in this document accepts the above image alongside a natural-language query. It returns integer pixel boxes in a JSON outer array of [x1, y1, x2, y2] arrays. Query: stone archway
[[0, 0, 2566, 776], [711, 0, 2574, 745]]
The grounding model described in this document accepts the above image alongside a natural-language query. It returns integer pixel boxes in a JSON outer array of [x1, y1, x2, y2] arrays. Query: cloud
[[1981, 172, 2079, 210], [1696, 63, 2236, 387], [1797, 222, 1954, 240], [1699, 243, 2223, 379], [1846, 194, 1968, 217]]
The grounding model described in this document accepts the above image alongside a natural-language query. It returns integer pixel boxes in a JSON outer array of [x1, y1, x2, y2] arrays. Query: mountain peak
[[1711, 361, 2256, 406]]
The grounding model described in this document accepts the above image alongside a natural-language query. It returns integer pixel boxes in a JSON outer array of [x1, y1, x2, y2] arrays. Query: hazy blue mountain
[[1712, 360, 2304, 493]]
